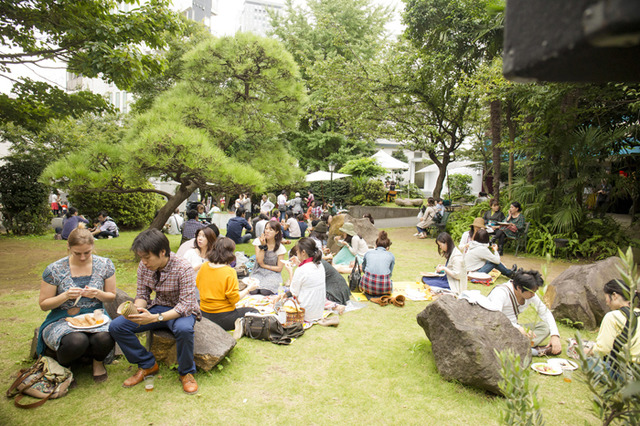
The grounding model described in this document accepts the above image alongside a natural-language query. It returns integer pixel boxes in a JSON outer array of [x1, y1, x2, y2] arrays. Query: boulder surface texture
[[416, 295, 531, 395], [395, 198, 424, 207], [546, 256, 623, 330], [327, 214, 378, 254]]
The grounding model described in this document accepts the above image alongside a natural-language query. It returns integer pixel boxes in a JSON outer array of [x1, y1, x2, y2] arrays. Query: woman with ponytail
[[283, 238, 326, 322], [361, 231, 395, 298]]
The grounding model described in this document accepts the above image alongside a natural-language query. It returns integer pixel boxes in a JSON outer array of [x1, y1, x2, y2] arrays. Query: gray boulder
[[395, 198, 424, 207], [104, 288, 134, 320], [327, 214, 378, 254], [416, 295, 531, 395], [546, 256, 623, 330], [149, 318, 236, 372]]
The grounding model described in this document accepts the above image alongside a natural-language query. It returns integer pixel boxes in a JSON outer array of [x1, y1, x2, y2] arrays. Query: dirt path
[[0, 239, 66, 294]]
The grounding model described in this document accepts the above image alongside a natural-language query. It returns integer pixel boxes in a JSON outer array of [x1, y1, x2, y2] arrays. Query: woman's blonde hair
[[67, 227, 94, 247]]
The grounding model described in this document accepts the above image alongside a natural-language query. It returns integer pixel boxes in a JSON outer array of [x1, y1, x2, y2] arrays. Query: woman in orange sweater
[[196, 238, 259, 330]]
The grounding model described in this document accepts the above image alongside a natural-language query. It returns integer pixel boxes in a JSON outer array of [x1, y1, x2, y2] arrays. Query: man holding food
[[109, 229, 201, 394]]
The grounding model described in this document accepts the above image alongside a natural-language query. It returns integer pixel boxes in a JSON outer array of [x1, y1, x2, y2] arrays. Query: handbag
[[243, 314, 305, 345], [6, 356, 73, 409], [348, 258, 362, 292]]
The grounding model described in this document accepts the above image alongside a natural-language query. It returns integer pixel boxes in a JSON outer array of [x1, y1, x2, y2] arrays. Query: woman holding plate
[[37, 227, 116, 383]]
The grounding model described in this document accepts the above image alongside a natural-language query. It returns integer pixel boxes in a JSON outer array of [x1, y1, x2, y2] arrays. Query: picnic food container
[[117, 301, 138, 318]]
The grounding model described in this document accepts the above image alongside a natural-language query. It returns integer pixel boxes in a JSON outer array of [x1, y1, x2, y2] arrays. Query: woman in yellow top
[[196, 238, 259, 330], [586, 279, 640, 379]]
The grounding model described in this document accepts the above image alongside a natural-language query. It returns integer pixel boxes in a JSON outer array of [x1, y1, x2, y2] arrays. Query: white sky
[[0, 0, 404, 95]]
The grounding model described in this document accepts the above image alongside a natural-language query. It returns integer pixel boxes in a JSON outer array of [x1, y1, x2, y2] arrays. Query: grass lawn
[[0, 228, 599, 425]]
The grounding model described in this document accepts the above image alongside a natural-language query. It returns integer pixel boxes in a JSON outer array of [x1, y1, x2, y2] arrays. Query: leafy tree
[[41, 33, 306, 230], [447, 173, 473, 201], [1, 0, 184, 90], [0, 78, 114, 133], [0, 154, 51, 235], [391, 149, 408, 163], [339, 157, 386, 179]]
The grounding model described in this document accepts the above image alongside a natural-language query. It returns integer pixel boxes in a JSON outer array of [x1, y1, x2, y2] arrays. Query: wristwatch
[[157, 313, 164, 322]]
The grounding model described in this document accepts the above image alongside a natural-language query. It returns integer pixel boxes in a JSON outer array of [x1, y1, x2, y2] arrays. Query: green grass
[[0, 230, 599, 425]]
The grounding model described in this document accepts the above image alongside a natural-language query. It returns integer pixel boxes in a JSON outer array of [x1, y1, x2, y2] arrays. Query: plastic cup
[[563, 369, 572, 383], [144, 375, 155, 392], [93, 309, 104, 324]]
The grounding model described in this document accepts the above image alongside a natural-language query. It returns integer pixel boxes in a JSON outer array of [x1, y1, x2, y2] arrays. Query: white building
[[240, 0, 284, 36]]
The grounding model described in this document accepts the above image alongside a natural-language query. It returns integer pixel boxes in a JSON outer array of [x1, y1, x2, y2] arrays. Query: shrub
[[308, 179, 351, 207], [0, 155, 51, 235], [447, 173, 473, 201], [351, 179, 386, 206], [68, 185, 161, 230]]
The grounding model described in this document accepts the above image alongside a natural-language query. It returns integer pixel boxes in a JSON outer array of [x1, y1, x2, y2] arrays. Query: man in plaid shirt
[[109, 229, 201, 394], [311, 201, 323, 219]]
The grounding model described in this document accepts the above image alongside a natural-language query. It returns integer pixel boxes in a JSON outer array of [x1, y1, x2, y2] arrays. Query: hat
[[339, 222, 357, 236], [295, 192, 300, 197], [472, 217, 486, 229], [313, 221, 328, 233]]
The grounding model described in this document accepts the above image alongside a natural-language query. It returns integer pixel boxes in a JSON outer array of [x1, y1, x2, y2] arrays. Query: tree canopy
[[41, 33, 307, 230]]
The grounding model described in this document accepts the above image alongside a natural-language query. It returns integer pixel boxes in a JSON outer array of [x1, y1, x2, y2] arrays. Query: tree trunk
[[506, 100, 516, 199], [429, 151, 450, 199], [148, 182, 198, 230], [490, 99, 502, 202]]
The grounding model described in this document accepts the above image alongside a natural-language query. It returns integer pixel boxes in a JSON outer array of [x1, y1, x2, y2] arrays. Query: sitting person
[[60, 207, 89, 240], [109, 229, 200, 394], [309, 221, 328, 252], [37, 227, 116, 383], [475, 191, 490, 204], [435, 198, 445, 216], [91, 211, 119, 239], [164, 208, 184, 235], [459, 217, 485, 252], [281, 211, 301, 240], [584, 279, 640, 379], [196, 203, 208, 223], [282, 238, 326, 323], [196, 238, 259, 331], [182, 227, 217, 272], [226, 207, 253, 244], [360, 231, 395, 300], [254, 213, 269, 238], [297, 214, 308, 238], [250, 221, 286, 295], [464, 229, 516, 278], [416, 198, 437, 239], [181, 209, 205, 245], [332, 222, 369, 274], [177, 223, 220, 258], [486, 269, 561, 356], [483, 199, 505, 233], [491, 201, 525, 255], [422, 232, 467, 294]]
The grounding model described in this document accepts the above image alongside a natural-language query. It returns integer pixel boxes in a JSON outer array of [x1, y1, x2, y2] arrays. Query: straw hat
[[339, 222, 357, 236], [472, 217, 486, 229]]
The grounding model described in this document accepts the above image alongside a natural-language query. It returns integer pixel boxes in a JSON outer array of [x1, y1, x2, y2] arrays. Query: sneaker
[[233, 317, 245, 340]]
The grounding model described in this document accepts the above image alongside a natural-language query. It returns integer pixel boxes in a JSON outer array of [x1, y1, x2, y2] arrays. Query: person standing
[[305, 189, 315, 209], [277, 190, 288, 218], [259, 194, 274, 215], [289, 192, 303, 215], [595, 178, 612, 218], [109, 229, 200, 394]]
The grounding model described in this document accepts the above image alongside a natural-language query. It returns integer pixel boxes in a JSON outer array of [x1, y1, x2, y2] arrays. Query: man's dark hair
[[98, 210, 108, 218], [131, 228, 171, 258], [66, 207, 78, 218], [259, 213, 269, 221], [187, 209, 198, 220], [207, 223, 220, 237], [512, 269, 543, 292], [236, 207, 245, 217]]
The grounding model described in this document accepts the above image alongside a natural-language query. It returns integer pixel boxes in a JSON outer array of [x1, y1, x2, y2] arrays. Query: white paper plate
[[468, 272, 492, 280], [547, 358, 579, 371], [531, 362, 562, 376], [67, 314, 110, 330], [242, 277, 259, 286]]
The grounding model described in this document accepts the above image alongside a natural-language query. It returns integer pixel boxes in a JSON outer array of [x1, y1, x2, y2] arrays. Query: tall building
[[240, 0, 283, 36], [65, 1, 218, 112]]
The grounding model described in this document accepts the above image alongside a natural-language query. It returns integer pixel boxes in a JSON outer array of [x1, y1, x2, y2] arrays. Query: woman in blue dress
[[37, 227, 116, 383]]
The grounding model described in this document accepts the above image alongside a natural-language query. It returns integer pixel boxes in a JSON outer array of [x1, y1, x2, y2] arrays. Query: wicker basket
[[284, 297, 305, 326]]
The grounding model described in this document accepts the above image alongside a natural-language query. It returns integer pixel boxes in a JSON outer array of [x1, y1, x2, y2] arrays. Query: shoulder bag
[[6, 356, 73, 409], [348, 258, 362, 292]]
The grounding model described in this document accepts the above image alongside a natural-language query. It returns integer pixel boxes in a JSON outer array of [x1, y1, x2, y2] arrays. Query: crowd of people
[[34, 191, 637, 397]]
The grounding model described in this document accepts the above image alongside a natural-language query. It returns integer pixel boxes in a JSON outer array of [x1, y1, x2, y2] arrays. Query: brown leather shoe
[[180, 373, 198, 394], [122, 362, 159, 388]]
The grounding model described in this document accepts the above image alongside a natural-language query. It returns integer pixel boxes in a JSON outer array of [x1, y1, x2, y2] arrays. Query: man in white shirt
[[486, 269, 562, 356], [277, 190, 288, 216], [260, 194, 274, 215], [164, 208, 184, 235]]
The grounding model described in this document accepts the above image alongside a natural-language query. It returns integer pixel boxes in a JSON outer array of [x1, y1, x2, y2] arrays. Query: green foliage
[[1, 0, 185, 90], [401, 183, 424, 199], [447, 203, 490, 243], [447, 173, 473, 201], [0, 78, 114, 133], [339, 157, 387, 179], [497, 350, 544, 425], [68, 184, 160, 230], [308, 178, 351, 207], [0, 155, 51, 235], [391, 149, 409, 163], [574, 248, 640, 426], [350, 178, 386, 206]]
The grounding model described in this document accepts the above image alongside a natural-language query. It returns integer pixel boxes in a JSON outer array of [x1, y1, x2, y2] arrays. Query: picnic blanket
[[351, 281, 433, 302]]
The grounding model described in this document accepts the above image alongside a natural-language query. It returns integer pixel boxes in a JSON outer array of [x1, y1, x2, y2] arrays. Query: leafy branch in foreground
[[497, 349, 544, 425], [575, 247, 640, 426]]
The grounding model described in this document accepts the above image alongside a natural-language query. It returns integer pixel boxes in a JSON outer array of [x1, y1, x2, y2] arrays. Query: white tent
[[415, 160, 480, 174], [305, 170, 351, 182], [371, 150, 409, 170]]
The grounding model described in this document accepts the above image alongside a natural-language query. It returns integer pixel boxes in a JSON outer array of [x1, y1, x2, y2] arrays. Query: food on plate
[[117, 301, 138, 318], [548, 358, 579, 370], [531, 362, 562, 375], [65, 314, 98, 327]]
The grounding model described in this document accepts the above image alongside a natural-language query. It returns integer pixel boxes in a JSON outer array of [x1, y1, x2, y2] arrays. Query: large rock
[[416, 295, 531, 395], [149, 318, 236, 372], [104, 288, 134, 320], [546, 256, 623, 330], [395, 198, 424, 207], [327, 214, 378, 254]]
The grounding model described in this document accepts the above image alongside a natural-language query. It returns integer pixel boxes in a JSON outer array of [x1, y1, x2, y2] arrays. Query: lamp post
[[328, 162, 335, 203]]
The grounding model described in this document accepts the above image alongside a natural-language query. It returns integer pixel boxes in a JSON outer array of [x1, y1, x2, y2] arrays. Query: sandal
[[390, 295, 405, 307]]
